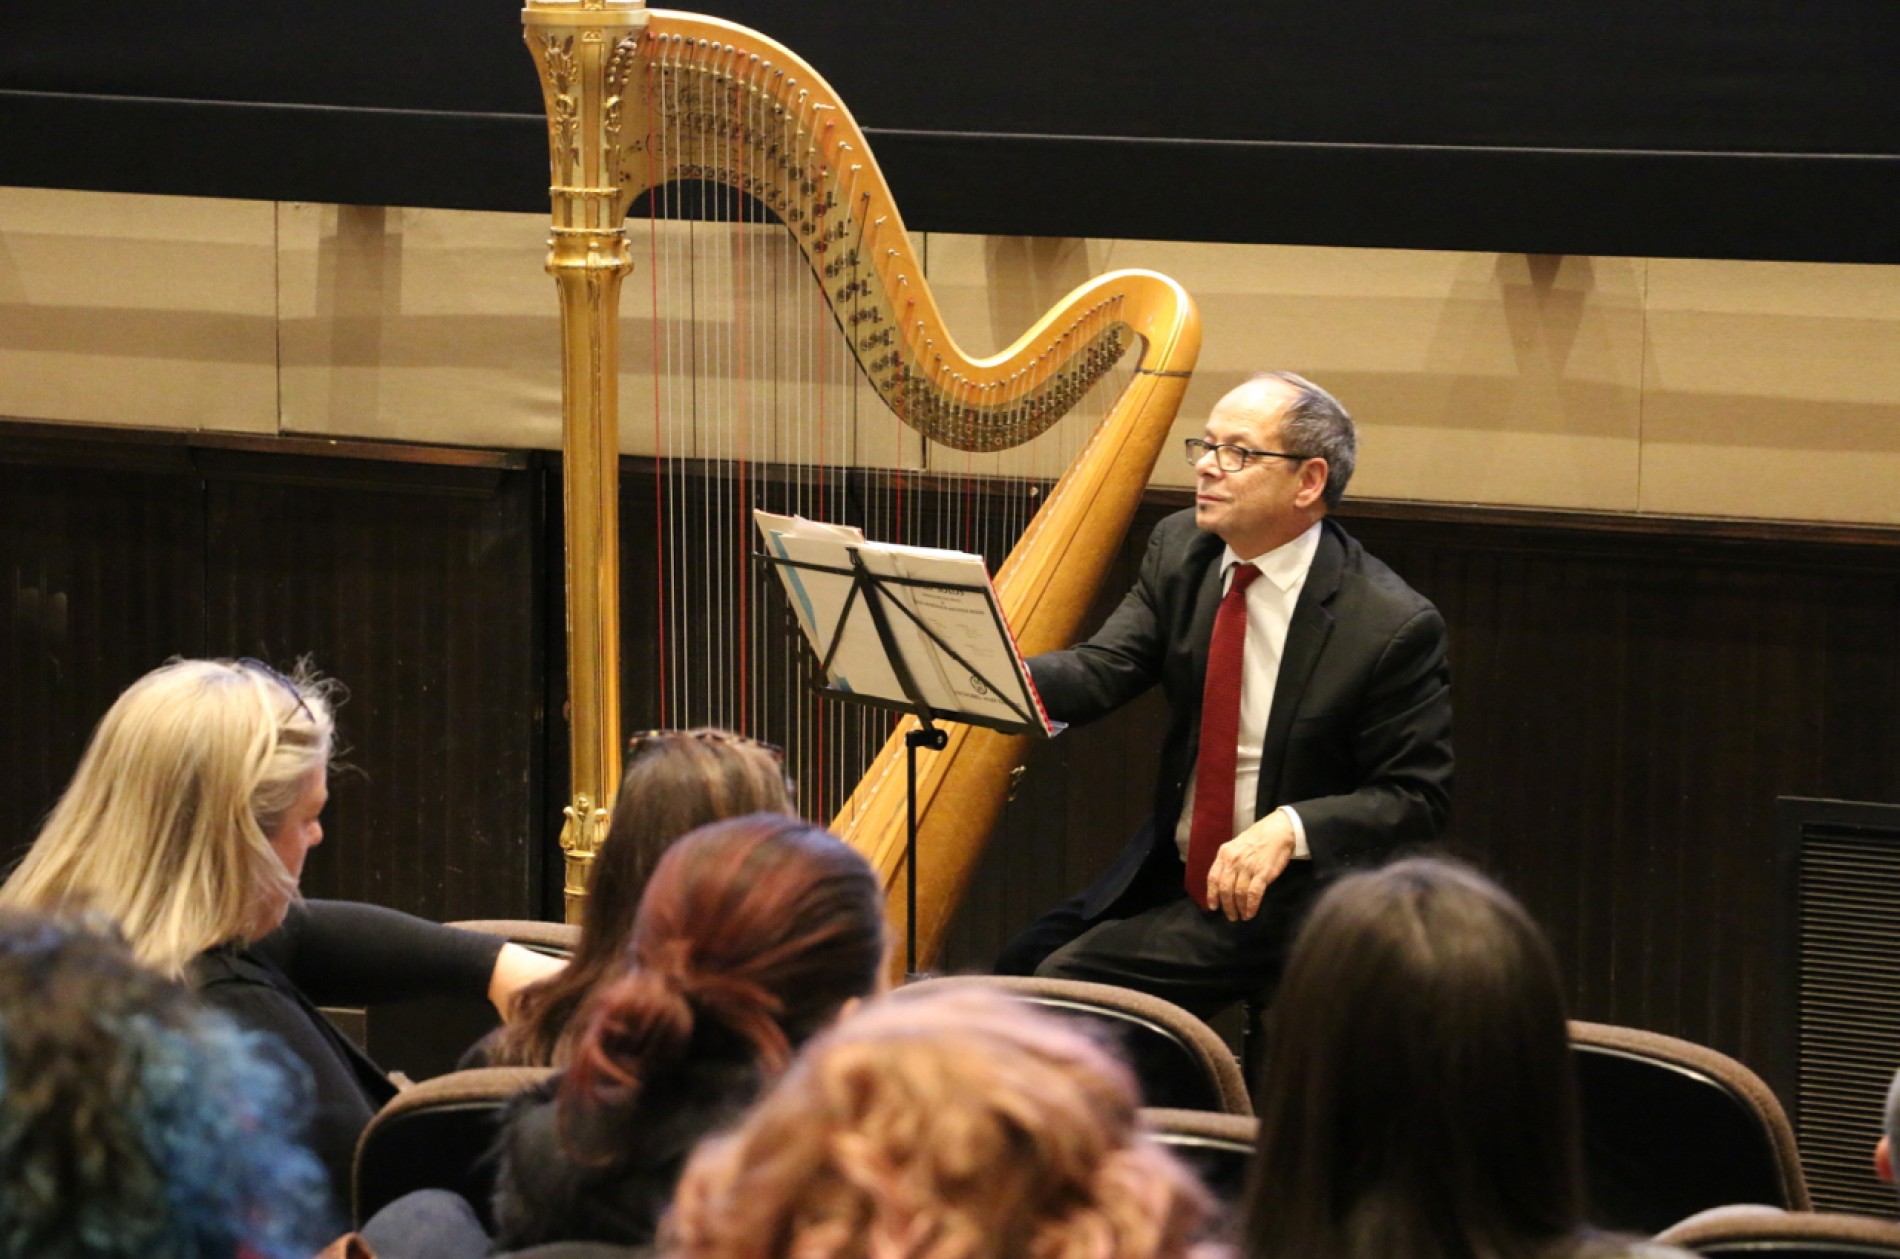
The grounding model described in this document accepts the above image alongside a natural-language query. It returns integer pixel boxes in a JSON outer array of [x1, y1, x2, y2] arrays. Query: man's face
[[1192, 378, 1320, 555]]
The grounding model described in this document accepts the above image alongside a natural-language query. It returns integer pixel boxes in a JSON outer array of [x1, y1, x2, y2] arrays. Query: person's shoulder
[[189, 942, 280, 993], [189, 946, 313, 1037], [1147, 507, 1203, 548], [1326, 518, 1438, 618], [501, 1075, 564, 1149], [1145, 509, 1225, 571]]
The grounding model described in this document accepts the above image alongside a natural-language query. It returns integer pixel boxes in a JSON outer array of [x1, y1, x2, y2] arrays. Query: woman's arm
[[254, 900, 563, 1010], [488, 942, 567, 1017]]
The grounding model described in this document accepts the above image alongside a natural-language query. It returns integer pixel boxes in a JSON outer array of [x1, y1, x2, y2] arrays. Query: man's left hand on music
[[1205, 809, 1297, 922]]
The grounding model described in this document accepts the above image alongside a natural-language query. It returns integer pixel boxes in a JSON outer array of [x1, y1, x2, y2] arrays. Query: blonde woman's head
[[666, 987, 1219, 1259], [1, 658, 335, 976]]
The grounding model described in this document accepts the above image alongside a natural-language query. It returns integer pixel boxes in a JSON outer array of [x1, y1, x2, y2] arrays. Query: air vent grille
[[1799, 829, 1900, 1214]]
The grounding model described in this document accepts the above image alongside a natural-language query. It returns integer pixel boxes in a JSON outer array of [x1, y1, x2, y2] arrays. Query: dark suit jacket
[[1028, 511, 1453, 917]]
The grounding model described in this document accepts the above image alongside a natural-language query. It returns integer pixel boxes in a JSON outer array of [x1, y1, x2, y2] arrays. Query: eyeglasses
[[236, 657, 317, 725], [1184, 437, 1309, 473], [626, 727, 785, 764]]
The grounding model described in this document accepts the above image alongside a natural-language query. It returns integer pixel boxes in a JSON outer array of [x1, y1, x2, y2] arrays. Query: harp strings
[[631, 35, 1135, 826]]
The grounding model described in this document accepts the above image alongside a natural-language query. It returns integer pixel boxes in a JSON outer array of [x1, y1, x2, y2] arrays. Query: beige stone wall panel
[[276, 202, 563, 449], [5, 188, 1898, 527], [0, 188, 277, 432], [1641, 259, 1900, 524]]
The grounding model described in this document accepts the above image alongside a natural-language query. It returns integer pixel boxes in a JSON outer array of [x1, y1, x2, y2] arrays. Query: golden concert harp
[[524, 0, 1200, 964]]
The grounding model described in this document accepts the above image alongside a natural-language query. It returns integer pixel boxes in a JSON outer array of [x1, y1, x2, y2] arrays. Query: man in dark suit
[[997, 372, 1453, 1018]]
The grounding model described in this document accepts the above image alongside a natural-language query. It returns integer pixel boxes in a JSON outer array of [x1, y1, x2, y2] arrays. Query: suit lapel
[[1185, 545, 1227, 690], [1175, 536, 1229, 770], [1255, 522, 1344, 814]]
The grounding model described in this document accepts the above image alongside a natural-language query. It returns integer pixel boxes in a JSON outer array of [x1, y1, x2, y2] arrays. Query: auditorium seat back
[[1141, 1107, 1257, 1204], [1657, 1208, 1900, 1258], [1571, 1019, 1809, 1234], [897, 975, 1251, 1115], [352, 1065, 552, 1229]]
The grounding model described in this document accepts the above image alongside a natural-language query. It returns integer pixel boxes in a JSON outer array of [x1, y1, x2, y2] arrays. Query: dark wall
[[8, 425, 1900, 1109], [3, 3, 1898, 261], [0, 427, 551, 921]]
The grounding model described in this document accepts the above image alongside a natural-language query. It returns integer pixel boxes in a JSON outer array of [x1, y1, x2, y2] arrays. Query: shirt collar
[[1224, 521, 1322, 594]]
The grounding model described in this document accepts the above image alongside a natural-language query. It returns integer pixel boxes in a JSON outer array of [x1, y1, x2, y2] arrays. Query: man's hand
[[1205, 809, 1296, 922]]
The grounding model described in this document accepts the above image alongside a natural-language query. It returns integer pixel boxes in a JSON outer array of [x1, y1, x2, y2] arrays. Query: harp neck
[[525, 7, 1194, 453]]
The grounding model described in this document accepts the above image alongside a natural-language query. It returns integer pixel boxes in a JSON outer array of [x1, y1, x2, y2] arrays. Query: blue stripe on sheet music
[[770, 531, 851, 690]]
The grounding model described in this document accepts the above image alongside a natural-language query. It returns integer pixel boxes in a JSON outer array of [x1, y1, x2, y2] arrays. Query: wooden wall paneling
[[1344, 507, 1900, 1103], [196, 442, 546, 922], [0, 428, 207, 867], [1819, 566, 1900, 804], [20, 421, 1899, 1105]]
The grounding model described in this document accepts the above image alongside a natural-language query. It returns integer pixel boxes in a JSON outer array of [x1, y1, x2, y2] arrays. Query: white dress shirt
[[1173, 521, 1323, 861]]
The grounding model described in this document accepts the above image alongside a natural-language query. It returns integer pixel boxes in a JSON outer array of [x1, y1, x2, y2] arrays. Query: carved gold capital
[[559, 793, 611, 859], [559, 793, 612, 922]]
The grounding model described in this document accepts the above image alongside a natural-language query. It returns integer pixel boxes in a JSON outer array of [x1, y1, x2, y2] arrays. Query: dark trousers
[[360, 1188, 491, 1259], [996, 858, 1317, 1023]]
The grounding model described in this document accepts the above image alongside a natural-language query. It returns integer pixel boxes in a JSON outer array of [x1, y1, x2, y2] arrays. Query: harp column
[[524, 0, 647, 921]]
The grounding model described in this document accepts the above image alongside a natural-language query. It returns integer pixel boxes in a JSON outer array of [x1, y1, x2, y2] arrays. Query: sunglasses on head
[[626, 727, 785, 764], [235, 657, 317, 725]]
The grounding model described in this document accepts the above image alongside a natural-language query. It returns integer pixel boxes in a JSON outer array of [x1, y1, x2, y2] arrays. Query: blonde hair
[[0, 659, 334, 977], [665, 988, 1221, 1259]]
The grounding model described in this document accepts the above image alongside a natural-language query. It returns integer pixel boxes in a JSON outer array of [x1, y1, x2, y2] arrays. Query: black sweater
[[190, 899, 504, 1225], [492, 1059, 762, 1252]]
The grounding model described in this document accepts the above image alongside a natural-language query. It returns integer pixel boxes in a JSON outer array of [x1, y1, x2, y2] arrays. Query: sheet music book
[[754, 511, 1058, 736]]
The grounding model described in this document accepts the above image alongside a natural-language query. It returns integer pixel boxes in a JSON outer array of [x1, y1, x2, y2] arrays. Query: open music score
[[754, 512, 1059, 739]]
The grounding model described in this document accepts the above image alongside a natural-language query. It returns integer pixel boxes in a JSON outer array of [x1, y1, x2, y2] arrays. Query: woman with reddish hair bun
[[665, 986, 1222, 1259], [361, 813, 887, 1259]]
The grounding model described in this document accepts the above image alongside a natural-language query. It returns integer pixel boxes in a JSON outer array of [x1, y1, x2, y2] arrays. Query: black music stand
[[760, 545, 1049, 977]]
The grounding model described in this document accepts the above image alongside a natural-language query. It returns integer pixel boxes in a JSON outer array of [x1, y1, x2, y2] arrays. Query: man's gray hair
[[1257, 371, 1356, 511]]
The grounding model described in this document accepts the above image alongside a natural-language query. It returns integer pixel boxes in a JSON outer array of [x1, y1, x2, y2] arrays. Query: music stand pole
[[756, 536, 1048, 978], [905, 721, 949, 978]]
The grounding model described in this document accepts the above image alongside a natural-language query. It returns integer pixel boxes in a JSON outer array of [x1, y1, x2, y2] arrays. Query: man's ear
[[1876, 1134, 1893, 1184], [1296, 457, 1331, 511]]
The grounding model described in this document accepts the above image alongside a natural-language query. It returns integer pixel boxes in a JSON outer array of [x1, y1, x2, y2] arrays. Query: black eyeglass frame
[[1184, 437, 1310, 473]]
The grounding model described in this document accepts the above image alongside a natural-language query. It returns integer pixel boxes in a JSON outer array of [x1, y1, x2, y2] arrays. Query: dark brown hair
[[1242, 857, 1582, 1259], [487, 730, 792, 1066], [558, 813, 885, 1168]]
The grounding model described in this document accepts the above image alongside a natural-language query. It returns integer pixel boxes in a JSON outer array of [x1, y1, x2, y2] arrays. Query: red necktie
[[1186, 562, 1261, 909]]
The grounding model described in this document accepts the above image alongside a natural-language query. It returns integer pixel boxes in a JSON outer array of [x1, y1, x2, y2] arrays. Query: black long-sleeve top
[[189, 899, 505, 1226]]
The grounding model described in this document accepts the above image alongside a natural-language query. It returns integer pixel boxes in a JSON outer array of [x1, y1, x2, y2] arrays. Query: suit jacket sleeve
[[1026, 523, 1170, 725], [1287, 601, 1453, 871]]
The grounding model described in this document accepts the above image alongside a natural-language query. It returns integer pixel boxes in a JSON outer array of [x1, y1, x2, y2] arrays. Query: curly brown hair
[[665, 988, 1223, 1259]]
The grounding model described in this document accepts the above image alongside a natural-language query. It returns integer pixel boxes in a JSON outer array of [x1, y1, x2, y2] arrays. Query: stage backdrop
[[3, 0, 1898, 261]]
